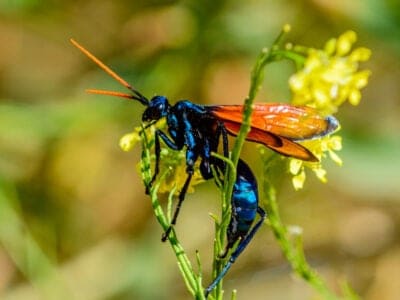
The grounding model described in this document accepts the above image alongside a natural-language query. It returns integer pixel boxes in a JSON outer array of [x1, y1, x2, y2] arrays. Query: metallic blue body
[[73, 42, 339, 298], [143, 97, 225, 181], [142, 97, 230, 242], [143, 96, 265, 296], [204, 159, 266, 297], [228, 159, 259, 249]]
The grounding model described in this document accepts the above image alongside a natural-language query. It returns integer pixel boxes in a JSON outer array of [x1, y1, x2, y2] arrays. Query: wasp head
[[142, 96, 170, 122]]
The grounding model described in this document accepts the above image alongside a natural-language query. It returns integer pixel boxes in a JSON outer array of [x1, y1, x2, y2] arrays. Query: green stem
[[138, 25, 359, 300], [211, 25, 293, 299], [140, 132, 204, 299], [272, 49, 306, 67], [262, 156, 341, 300]]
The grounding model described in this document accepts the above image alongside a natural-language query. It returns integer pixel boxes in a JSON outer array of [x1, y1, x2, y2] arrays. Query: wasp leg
[[146, 129, 192, 242], [161, 145, 198, 242], [205, 207, 266, 298], [207, 122, 228, 184], [161, 171, 194, 242], [218, 122, 229, 158], [146, 130, 181, 194]]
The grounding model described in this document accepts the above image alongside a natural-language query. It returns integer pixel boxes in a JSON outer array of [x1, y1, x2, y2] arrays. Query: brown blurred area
[[0, 0, 399, 299]]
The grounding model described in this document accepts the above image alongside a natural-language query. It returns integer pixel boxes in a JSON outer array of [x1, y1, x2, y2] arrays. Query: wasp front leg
[[159, 114, 199, 242], [146, 130, 181, 194], [161, 148, 198, 242], [148, 129, 189, 241]]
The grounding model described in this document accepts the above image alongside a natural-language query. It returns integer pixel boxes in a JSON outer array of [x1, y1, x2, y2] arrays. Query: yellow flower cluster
[[289, 135, 343, 190], [120, 30, 371, 193], [155, 149, 204, 195], [289, 31, 371, 115], [119, 120, 204, 195], [288, 31, 371, 189]]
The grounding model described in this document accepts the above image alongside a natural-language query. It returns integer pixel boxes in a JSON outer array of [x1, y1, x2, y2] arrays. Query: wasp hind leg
[[204, 207, 266, 298]]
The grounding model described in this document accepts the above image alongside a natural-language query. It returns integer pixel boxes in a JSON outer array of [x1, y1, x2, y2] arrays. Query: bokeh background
[[0, 1, 399, 299]]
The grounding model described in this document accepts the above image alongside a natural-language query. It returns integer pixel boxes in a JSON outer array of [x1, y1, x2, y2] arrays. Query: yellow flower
[[119, 119, 166, 152], [289, 135, 342, 190], [156, 149, 204, 195], [289, 30, 371, 115], [119, 132, 141, 152], [120, 119, 203, 194], [286, 30, 370, 190]]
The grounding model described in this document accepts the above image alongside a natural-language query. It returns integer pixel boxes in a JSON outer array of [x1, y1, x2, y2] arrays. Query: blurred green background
[[0, 0, 399, 299]]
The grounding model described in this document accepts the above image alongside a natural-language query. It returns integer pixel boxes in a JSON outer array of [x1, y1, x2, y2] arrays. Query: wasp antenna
[[86, 89, 140, 100], [70, 39, 132, 90], [70, 38, 149, 105]]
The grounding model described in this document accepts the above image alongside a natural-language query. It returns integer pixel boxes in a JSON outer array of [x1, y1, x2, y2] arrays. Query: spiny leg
[[146, 130, 161, 194], [144, 129, 190, 241], [161, 141, 198, 241], [156, 116, 196, 241], [219, 122, 229, 158], [208, 122, 229, 184], [205, 207, 266, 297], [147, 130, 181, 194]]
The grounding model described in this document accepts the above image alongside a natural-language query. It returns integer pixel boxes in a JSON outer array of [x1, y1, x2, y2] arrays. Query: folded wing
[[209, 103, 339, 161]]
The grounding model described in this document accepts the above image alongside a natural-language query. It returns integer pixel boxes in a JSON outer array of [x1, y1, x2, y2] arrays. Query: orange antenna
[[86, 89, 135, 100], [70, 38, 149, 105]]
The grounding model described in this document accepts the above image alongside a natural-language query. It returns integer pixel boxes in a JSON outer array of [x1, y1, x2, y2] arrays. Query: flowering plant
[[287, 30, 371, 190], [123, 26, 370, 300]]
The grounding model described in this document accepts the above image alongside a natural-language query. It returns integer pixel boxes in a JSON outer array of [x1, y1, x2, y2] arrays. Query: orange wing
[[211, 103, 338, 140], [222, 120, 318, 161], [209, 103, 339, 161]]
